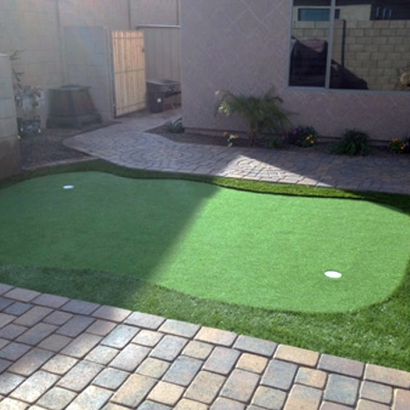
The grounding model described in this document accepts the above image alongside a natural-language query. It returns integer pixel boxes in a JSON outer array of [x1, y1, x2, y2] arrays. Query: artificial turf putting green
[[0, 171, 408, 313]]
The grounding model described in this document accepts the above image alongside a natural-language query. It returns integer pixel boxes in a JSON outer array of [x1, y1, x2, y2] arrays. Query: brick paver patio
[[1, 283, 409, 409]]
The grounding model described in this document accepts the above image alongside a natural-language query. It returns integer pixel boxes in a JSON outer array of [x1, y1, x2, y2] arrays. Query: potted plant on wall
[[15, 85, 43, 137], [10, 51, 43, 137]]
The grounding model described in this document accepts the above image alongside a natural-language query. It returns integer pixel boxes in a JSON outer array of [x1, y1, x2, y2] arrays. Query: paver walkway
[[1, 109, 409, 409], [1, 283, 410, 410], [64, 108, 410, 196]]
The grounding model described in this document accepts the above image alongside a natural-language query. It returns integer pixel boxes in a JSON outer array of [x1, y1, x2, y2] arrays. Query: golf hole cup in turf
[[63, 185, 74, 190], [325, 271, 342, 279]]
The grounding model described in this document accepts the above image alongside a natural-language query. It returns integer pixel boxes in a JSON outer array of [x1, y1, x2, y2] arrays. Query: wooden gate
[[112, 31, 147, 117]]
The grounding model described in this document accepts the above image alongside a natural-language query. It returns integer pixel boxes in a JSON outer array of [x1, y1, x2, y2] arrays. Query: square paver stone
[[92, 305, 131, 322], [284, 384, 322, 409], [150, 335, 188, 361], [274, 344, 319, 367], [148, 381, 185, 406], [261, 360, 298, 391], [37, 387, 77, 410], [182, 341, 213, 360], [10, 370, 59, 403], [195, 327, 237, 347], [93, 368, 130, 390], [236, 353, 268, 374], [365, 364, 410, 389], [4, 287, 40, 302], [252, 386, 287, 409], [133, 329, 163, 347], [124, 311, 165, 329], [221, 369, 260, 403], [32, 293, 69, 309], [111, 374, 156, 408], [233, 335, 277, 357], [324, 374, 360, 406], [159, 319, 200, 338], [8, 347, 54, 376], [210, 397, 245, 410], [163, 356, 203, 386], [65, 385, 112, 410], [60, 299, 100, 315], [184, 371, 227, 404], [136, 357, 171, 379], [360, 380, 392, 404], [296, 367, 328, 389], [319, 354, 364, 378], [0, 372, 25, 395], [101, 324, 140, 349]]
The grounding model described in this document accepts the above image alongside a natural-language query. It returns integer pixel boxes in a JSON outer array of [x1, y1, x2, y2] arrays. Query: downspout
[[325, 0, 336, 89], [128, 0, 132, 30], [55, 0, 66, 84], [177, 0, 181, 25]]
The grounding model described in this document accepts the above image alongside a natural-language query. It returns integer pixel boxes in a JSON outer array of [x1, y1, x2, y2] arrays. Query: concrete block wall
[[344, 20, 410, 90], [292, 20, 410, 90], [64, 27, 113, 121], [0, 54, 20, 179]]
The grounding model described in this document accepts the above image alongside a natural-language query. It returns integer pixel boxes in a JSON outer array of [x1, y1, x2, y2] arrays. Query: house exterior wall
[[180, 0, 410, 142], [0, 54, 20, 179], [130, 0, 179, 26]]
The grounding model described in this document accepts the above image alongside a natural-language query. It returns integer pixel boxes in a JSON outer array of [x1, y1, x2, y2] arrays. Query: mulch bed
[[148, 125, 394, 158], [20, 120, 396, 170]]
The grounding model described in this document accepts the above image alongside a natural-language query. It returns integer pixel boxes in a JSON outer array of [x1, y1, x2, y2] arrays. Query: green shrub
[[331, 129, 371, 156], [215, 88, 292, 146], [165, 118, 184, 133]]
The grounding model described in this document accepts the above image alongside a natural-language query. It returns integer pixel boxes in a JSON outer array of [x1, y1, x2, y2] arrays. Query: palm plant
[[216, 89, 292, 146]]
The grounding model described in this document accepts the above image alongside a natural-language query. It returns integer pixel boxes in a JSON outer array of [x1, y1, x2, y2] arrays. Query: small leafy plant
[[224, 132, 239, 147], [331, 129, 371, 156], [215, 88, 292, 147], [165, 118, 184, 133], [286, 126, 319, 148], [389, 137, 410, 154], [10, 50, 43, 137]]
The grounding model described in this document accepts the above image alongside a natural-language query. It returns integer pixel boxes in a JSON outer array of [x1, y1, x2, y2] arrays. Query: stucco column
[[0, 54, 21, 179]]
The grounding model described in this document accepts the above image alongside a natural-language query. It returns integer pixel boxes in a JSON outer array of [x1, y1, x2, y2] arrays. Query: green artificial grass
[[0, 170, 408, 314], [0, 161, 409, 371]]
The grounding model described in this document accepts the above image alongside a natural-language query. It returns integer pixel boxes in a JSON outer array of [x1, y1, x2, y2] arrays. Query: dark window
[[298, 8, 340, 21], [289, 0, 410, 91]]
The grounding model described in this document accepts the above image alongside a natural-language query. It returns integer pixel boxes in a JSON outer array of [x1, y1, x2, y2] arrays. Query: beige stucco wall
[[0, 54, 21, 179], [59, 0, 129, 29], [131, 0, 179, 26], [0, 0, 63, 89], [0, 0, 129, 123], [180, 0, 410, 142]]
